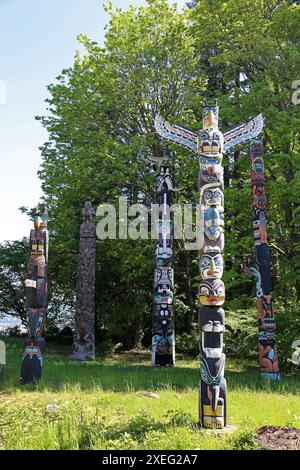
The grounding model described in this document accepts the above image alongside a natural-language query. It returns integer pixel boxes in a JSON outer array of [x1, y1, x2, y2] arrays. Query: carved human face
[[203, 186, 223, 207], [199, 279, 225, 306], [200, 253, 224, 279], [204, 207, 224, 241]]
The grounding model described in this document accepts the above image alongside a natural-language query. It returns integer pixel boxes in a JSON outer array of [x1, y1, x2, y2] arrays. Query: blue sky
[[0, 0, 186, 242]]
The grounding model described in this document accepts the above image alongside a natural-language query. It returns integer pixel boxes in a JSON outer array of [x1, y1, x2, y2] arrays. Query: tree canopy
[[1, 0, 300, 354]]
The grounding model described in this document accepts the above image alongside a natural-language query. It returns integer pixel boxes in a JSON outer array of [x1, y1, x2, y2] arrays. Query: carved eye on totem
[[200, 155, 222, 166], [214, 256, 223, 267], [199, 286, 210, 296], [200, 257, 210, 268], [202, 107, 210, 118], [199, 130, 209, 141]]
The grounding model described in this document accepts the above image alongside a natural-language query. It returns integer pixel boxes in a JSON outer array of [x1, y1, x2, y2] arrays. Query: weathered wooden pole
[[155, 101, 265, 428], [244, 139, 280, 380], [72, 202, 96, 361], [152, 165, 175, 367], [20, 209, 49, 385]]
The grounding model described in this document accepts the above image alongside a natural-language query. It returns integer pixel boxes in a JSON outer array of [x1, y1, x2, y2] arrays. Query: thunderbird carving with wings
[[154, 100, 265, 157]]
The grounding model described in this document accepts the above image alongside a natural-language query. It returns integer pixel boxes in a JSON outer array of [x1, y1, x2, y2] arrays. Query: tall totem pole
[[72, 202, 96, 361], [20, 209, 49, 385], [155, 100, 265, 428], [244, 139, 280, 380], [152, 165, 175, 367]]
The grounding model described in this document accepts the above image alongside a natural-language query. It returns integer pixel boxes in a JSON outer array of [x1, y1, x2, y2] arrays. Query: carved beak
[[203, 110, 216, 130], [34, 217, 41, 231], [207, 110, 214, 127]]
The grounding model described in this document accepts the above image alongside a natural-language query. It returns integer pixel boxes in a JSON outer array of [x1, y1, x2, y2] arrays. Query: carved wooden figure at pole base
[[20, 209, 49, 385], [152, 166, 175, 366], [155, 100, 265, 428], [244, 139, 280, 381], [72, 202, 96, 361]]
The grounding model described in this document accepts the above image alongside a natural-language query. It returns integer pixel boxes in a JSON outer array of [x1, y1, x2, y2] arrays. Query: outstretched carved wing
[[154, 115, 198, 153], [223, 113, 265, 154]]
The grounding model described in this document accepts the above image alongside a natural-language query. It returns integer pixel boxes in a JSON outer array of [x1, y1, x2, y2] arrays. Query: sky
[[0, 0, 186, 242]]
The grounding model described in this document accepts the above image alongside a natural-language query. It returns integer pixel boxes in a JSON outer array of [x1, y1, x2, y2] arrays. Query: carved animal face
[[200, 156, 223, 184], [198, 129, 224, 157], [154, 286, 173, 305]]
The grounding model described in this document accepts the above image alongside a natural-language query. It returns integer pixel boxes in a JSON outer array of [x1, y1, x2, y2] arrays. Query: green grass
[[0, 338, 299, 450]]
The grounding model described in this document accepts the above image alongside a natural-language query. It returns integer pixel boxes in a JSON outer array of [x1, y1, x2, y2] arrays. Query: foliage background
[[0, 0, 300, 368]]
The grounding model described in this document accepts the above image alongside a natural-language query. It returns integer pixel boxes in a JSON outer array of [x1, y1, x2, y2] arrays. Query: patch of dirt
[[257, 426, 300, 450]]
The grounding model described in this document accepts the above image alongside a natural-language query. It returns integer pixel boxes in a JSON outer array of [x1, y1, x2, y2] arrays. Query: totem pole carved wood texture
[[155, 101, 265, 428], [244, 139, 280, 380], [20, 209, 49, 385], [152, 166, 175, 367], [72, 202, 96, 361]]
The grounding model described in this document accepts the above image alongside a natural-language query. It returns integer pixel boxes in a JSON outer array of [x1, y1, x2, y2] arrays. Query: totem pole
[[244, 139, 280, 380], [72, 202, 96, 361], [152, 165, 175, 367], [20, 209, 49, 385], [155, 101, 265, 428]]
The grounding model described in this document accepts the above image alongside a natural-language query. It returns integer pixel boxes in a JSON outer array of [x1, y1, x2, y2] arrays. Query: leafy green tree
[[0, 241, 27, 322], [36, 0, 203, 345], [11, 0, 298, 354], [189, 0, 300, 305]]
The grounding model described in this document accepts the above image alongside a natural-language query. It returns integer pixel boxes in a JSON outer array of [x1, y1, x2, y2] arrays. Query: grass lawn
[[0, 338, 299, 450]]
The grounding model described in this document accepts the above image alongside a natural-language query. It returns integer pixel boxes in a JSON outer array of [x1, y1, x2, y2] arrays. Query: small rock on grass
[[137, 391, 160, 399]]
